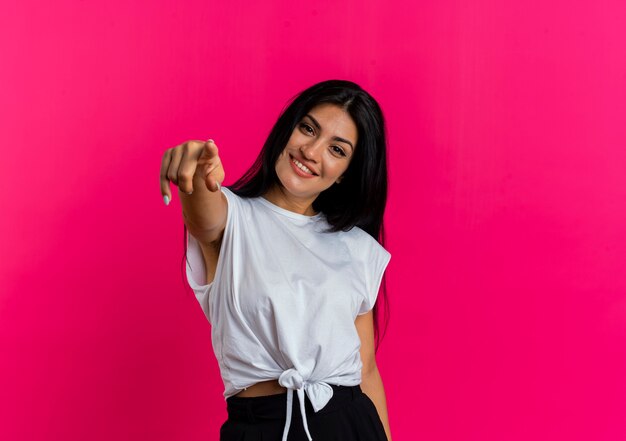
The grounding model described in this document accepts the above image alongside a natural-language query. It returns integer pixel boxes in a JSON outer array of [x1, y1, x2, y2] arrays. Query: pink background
[[1, 1, 625, 440]]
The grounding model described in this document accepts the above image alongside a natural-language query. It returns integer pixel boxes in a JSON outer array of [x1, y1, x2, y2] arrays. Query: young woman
[[160, 80, 393, 440]]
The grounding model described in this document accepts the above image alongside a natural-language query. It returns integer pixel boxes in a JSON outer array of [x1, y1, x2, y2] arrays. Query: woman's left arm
[[356, 310, 392, 441]]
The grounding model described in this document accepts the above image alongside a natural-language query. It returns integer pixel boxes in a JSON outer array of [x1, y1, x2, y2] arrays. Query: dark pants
[[220, 384, 388, 440]]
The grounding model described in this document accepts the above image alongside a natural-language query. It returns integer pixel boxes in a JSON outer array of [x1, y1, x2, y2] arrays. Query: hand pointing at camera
[[160, 139, 225, 206]]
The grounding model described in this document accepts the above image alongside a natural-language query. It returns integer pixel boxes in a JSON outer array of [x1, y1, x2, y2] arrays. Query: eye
[[331, 146, 347, 156], [299, 122, 314, 135]]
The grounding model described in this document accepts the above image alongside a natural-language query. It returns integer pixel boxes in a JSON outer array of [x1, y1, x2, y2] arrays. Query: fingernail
[[208, 139, 214, 143], [216, 182, 221, 191], [163, 195, 170, 206], [187, 190, 193, 195]]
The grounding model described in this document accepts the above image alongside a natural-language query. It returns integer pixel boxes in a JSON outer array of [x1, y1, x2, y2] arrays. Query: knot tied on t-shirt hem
[[277, 368, 334, 441]]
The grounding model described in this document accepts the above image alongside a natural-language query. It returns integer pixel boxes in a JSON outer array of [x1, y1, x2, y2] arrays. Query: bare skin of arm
[[356, 310, 392, 441]]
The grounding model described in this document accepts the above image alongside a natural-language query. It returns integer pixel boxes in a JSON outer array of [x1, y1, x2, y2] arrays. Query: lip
[[289, 154, 318, 177]]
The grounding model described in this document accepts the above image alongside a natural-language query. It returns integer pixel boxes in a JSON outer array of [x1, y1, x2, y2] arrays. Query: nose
[[299, 139, 324, 161]]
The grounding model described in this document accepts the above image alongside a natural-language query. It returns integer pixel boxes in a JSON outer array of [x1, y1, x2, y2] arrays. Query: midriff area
[[235, 379, 287, 397]]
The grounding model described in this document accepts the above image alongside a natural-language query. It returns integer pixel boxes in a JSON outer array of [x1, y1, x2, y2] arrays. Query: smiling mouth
[[290, 155, 317, 176]]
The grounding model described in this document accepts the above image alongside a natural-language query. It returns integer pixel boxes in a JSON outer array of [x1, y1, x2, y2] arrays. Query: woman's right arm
[[160, 139, 227, 245]]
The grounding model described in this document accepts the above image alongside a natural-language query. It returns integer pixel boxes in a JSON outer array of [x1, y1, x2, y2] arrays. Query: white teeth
[[292, 157, 314, 175]]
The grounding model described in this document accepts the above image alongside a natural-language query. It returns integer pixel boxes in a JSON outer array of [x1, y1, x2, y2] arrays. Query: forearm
[[180, 173, 225, 233], [361, 365, 392, 441]]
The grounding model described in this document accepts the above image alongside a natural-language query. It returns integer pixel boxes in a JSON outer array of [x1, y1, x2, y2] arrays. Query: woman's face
[[274, 103, 358, 202]]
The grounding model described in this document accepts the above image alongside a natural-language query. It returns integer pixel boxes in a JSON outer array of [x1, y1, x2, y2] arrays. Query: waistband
[[225, 384, 362, 423]]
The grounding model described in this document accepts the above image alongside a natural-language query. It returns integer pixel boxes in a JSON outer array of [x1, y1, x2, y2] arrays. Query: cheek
[[329, 158, 350, 174], [288, 129, 309, 146], [277, 150, 291, 171], [286, 129, 298, 143]]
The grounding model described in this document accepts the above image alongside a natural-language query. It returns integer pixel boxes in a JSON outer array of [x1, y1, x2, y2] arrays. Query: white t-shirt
[[185, 186, 391, 441]]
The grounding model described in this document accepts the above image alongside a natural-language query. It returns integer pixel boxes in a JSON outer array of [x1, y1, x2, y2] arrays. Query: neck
[[263, 186, 319, 216]]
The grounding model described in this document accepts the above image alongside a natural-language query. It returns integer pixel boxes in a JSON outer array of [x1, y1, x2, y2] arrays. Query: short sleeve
[[184, 186, 238, 321], [185, 231, 210, 293], [357, 242, 392, 315]]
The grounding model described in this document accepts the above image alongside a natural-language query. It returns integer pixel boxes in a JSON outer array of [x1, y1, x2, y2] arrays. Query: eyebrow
[[305, 114, 355, 151]]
